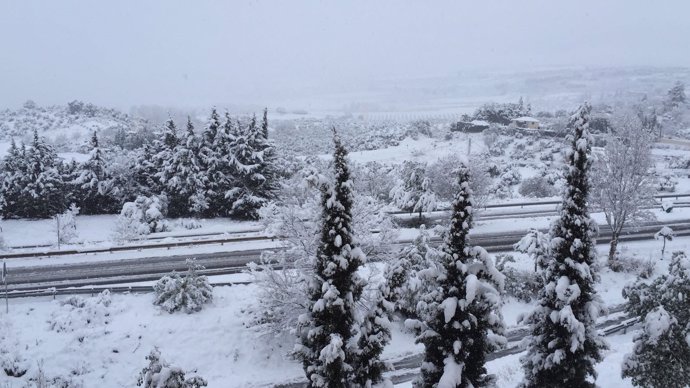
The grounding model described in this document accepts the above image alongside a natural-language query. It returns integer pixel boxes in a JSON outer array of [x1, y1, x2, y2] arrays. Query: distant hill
[[0, 100, 151, 151]]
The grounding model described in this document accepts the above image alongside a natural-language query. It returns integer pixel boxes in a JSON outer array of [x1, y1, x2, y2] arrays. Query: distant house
[[450, 120, 490, 133], [510, 116, 540, 129]]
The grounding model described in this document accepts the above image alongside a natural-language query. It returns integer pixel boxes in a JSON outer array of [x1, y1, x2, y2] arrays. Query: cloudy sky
[[1, 0, 688, 108]]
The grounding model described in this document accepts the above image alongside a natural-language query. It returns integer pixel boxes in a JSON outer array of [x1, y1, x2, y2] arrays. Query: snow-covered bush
[[48, 290, 113, 333], [153, 259, 212, 314], [608, 252, 655, 278], [137, 348, 207, 388], [518, 176, 557, 198], [113, 195, 169, 242], [0, 322, 28, 378], [502, 267, 542, 303], [352, 161, 397, 203], [55, 204, 80, 244], [176, 218, 202, 230], [657, 172, 677, 192], [622, 251, 690, 387], [383, 225, 442, 318], [513, 228, 549, 272], [390, 161, 437, 217], [426, 154, 491, 206]]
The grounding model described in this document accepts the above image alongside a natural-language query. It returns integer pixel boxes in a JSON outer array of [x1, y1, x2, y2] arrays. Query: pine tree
[[352, 283, 393, 387], [261, 107, 269, 139], [295, 129, 366, 388], [199, 109, 223, 216], [226, 113, 278, 220], [75, 131, 120, 214], [413, 164, 505, 388], [21, 130, 66, 218], [159, 119, 208, 217], [0, 139, 26, 218], [131, 143, 160, 198], [665, 81, 686, 111], [519, 103, 607, 388]]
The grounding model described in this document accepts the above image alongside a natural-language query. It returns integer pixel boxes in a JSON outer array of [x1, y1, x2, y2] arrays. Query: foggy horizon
[[2, 1, 690, 110]]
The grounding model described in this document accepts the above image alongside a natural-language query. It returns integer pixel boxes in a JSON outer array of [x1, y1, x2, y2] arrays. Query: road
[[5, 218, 690, 292]]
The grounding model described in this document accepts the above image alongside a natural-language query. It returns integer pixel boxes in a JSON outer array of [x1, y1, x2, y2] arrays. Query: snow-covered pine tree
[[384, 225, 441, 317], [261, 107, 269, 139], [665, 81, 686, 111], [131, 143, 160, 197], [0, 139, 27, 218], [621, 251, 690, 387], [413, 163, 505, 388], [75, 131, 120, 214], [519, 102, 607, 388], [199, 109, 224, 216], [352, 283, 394, 388], [160, 118, 208, 217], [21, 130, 66, 218], [295, 129, 366, 388], [226, 114, 278, 220], [390, 161, 436, 220]]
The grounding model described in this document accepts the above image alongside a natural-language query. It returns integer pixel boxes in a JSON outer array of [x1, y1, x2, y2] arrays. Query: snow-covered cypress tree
[[295, 129, 365, 388], [261, 107, 269, 139], [75, 131, 120, 214], [519, 102, 607, 388], [131, 143, 160, 197], [413, 163, 505, 388]]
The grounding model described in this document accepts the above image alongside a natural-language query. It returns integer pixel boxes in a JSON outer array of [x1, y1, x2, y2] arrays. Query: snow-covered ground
[[0, 233, 685, 387]]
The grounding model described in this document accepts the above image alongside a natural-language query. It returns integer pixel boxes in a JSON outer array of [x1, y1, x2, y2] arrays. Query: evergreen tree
[[519, 103, 607, 388], [295, 130, 366, 388], [665, 81, 686, 111], [261, 107, 269, 139], [21, 130, 66, 218], [199, 109, 224, 216], [75, 131, 120, 214], [131, 143, 160, 198], [352, 284, 393, 387], [159, 119, 208, 217], [413, 164, 505, 388], [0, 139, 26, 218], [621, 251, 690, 388], [226, 114, 278, 220]]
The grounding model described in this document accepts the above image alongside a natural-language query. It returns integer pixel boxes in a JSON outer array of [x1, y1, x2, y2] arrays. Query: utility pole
[[56, 215, 60, 250], [3, 261, 7, 314]]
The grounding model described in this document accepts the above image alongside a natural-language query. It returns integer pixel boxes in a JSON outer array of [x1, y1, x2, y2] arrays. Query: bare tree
[[591, 112, 656, 264]]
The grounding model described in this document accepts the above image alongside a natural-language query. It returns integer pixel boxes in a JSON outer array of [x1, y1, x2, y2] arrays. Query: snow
[[437, 356, 464, 388], [441, 297, 458, 323], [643, 307, 675, 344]]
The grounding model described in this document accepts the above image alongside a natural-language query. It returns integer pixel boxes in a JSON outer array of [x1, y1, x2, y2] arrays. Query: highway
[[4, 218, 690, 292]]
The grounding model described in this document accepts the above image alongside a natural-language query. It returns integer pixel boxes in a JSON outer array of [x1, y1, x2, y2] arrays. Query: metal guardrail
[[5, 281, 251, 299]]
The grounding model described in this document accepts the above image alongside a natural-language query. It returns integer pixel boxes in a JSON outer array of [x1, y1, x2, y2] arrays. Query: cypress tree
[[0, 139, 25, 218], [519, 102, 607, 388], [295, 129, 365, 388], [414, 163, 505, 388]]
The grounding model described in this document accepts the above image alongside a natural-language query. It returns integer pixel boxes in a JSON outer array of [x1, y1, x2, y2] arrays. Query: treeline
[[0, 108, 279, 220]]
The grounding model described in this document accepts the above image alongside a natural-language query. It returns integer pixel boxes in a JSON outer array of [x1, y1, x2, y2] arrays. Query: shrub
[[502, 267, 541, 303], [137, 348, 207, 388], [518, 176, 557, 198], [55, 204, 80, 244], [153, 259, 212, 314], [622, 251, 690, 387], [113, 195, 169, 242], [48, 290, 113, 333], [609, 253, 655, 278], [176, 218, 202, 230]]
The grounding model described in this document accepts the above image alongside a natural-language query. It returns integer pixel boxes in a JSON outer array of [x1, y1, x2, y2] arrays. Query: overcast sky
[[1, 0, 689, 109]]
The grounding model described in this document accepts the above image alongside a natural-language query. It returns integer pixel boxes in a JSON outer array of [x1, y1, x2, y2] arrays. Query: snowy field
[[0, 235, 687, 387]]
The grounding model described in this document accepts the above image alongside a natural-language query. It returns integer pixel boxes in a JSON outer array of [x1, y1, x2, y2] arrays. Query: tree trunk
[[608, 233, 619, 264], [661, 239, 666, 260]]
